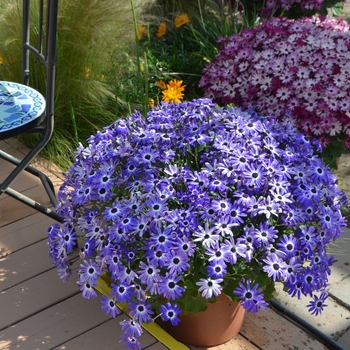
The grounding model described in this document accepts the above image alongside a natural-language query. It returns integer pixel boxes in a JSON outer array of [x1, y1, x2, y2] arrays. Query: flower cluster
[[237, 0, 345, 20], [48, 99, 347, 349], [200, 16, 350, 166], [260, 0, 343, 18]]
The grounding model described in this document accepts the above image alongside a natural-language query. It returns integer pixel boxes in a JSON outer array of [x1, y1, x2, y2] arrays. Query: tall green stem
[[129, 0, 147, 115]]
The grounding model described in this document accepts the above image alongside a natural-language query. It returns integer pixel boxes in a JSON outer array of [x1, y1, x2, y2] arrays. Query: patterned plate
[[0, 81, 46, 135]]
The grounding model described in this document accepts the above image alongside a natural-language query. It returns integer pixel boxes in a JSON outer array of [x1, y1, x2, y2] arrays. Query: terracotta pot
[[158, 294, 245, 347]]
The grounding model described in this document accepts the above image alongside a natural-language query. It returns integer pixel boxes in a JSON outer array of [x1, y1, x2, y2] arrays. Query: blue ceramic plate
[[0, 81, 46, 134]]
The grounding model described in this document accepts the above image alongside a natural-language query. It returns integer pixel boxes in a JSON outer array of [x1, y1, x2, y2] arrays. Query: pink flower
[[200, 16, 350, 156]]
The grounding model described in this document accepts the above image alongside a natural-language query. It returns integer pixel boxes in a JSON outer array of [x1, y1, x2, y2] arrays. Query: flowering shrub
[[200, 16, 350, 167], [48, 99, 347, 349], [237, 0, 345, 21]]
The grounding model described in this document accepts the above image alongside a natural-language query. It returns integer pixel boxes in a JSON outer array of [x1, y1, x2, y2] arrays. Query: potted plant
[[200, 15, 350, 168], [48, 99, 347, 349]]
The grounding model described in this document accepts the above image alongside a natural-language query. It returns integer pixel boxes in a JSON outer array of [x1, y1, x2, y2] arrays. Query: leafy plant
[[201, 15, 350, 168], [48, 99, 347, 349]]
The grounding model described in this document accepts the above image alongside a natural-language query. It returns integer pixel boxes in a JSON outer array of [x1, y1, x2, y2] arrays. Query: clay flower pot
[[158, 294, 245, 347]]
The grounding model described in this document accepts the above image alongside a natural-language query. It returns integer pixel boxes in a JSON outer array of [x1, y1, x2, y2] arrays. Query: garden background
[[0, 0, 348, 171]]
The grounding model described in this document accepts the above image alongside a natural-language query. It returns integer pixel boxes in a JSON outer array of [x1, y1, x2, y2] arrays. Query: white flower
[[329, 120, 342, 136], [196, 278, 223, 299]]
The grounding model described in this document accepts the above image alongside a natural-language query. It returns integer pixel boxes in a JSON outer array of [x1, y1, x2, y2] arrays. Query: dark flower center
[[273, 264, 280, 271], [245, 291, 252, 299]]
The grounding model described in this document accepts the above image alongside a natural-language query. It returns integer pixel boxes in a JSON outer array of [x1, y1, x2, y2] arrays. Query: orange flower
[[156, 80, 167, 90], [167, 79, 186, 91], [162, 79, 186, 104], [174, 13, 190, 28], [136, 24, 146, 40], [156, 22, 166, 38]]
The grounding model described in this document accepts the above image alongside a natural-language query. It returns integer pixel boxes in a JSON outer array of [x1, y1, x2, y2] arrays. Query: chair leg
[[3, 186, 63, 223], [0, 149, 57, 205], [0, 149, 63, 223]]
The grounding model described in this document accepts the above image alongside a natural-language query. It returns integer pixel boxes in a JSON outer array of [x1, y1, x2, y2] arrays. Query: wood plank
[[0, 211, 55, 256], [53, 317, 159, 350], [0, 294, 109, 350], [189, 333, 259, 350], [0, 268, 79, 330], [0, 239, 55, 292], [145, 343, 169, 350], [0, 186, 56, 227], [241, 308, 328, 350]]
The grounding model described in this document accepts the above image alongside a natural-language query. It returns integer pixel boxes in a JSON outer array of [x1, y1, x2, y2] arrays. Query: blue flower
[[159, 274, 185, 300], [234, 280, 268, 313], [129, 301, 154, 323], [160, 302, 182, 326], [101, 295, 121, 318], [48, 98, 348, 349], [307, 291, 328, 316]]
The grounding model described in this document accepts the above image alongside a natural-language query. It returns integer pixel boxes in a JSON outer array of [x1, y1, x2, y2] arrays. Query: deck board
[[0, 138, 335, 350], [0, 212, 54, 257], [0, 239, 52, 291], [0, 268, 79, 330], [52, 317, 162, 350]]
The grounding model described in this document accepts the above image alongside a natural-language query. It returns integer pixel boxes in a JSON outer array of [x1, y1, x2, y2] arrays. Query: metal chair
[[0, 0, 62, 222]]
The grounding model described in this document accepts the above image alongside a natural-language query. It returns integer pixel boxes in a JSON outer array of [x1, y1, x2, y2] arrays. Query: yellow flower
[[167, 79, 186, 91], [148, 98, 155, 108], [162, 79, 186, 104], [156, 80, 167, 90], [136, 24, 146, 40], [174, 14, 190, 28], [156, 22, 167, 38]]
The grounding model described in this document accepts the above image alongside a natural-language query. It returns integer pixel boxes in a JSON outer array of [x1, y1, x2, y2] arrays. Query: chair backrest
[[22, 0, 58, 130]]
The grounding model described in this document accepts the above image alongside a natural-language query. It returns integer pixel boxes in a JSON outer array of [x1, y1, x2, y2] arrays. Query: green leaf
[[263, 280, 276, 301], [180, 292, 210, 314], [330, 1, 344, 16]]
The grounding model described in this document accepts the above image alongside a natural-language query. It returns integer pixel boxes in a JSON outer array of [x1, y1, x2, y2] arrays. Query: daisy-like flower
[[196, 277, 223, 299], [263, 255, 288, 282], [120, 319, 143, 338], [307, 291, 328, 316], [77, 279, 98, 299], [162, 80, 186, 104], [160, 302, 182, 326], [111, 283, 133, 304], [138, 261, 160, 287], [164, 251, 190, 275], [79, 259, 102, 284], [193, 222, 220, 248], [234, 280, 268, 313], [174, 13, 190, 28], [129, 301, 154, 323], [101, 295, 121, 318], [159, 274, 185, 300], [156, 22, 166, 38]]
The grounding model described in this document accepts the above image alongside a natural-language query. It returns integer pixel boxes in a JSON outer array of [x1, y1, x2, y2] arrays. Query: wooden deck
[[0, 138, 330, 350]]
